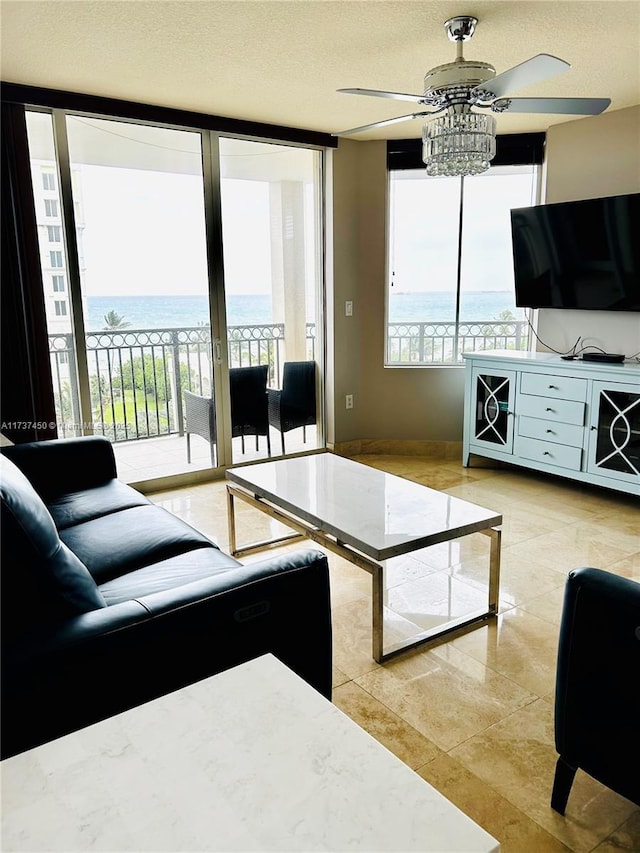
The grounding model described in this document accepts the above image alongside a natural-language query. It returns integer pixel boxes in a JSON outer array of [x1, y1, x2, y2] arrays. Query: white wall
[[330, 139, 465, 445], [537, 105, 640, 358]]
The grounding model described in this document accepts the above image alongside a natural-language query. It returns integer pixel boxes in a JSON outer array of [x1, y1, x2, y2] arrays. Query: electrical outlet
[[345, 300, 353, 317], [345, 394, 353, 410]]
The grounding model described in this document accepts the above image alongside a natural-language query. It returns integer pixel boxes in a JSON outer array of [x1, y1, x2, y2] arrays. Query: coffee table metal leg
[[376, 526, 502, 663], [226, 484, 308, 557], [486, 526, 501, 613], [226, 486, 237, 555], [372, 564, 384, 663]]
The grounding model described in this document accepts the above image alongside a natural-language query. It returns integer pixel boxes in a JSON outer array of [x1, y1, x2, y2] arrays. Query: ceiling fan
[[333, 16, 611, 176]]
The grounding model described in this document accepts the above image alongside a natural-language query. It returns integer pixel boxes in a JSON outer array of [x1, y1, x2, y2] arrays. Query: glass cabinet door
[[587, 382, 640, 484], [471, 368, 516, 453]]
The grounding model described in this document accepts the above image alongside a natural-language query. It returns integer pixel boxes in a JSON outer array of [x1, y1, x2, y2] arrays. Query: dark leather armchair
[[551, 567, 640, 815], [184, 365, 271, 463], [268, 361, 317, 455]]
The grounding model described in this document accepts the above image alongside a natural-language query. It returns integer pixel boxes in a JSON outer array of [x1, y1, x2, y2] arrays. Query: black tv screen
[[510, 193, 640, 311]]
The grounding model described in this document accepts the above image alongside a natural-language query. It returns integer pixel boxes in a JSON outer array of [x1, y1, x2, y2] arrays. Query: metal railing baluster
[[47, 319, 522, 444]]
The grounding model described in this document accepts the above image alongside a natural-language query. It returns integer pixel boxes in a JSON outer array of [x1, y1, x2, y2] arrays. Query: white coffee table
[[226, 453, 501, 663], [1, 654, 500, 852]]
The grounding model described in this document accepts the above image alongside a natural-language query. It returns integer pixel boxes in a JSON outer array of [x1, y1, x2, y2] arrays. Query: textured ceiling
[[1, 1, 639, 140]]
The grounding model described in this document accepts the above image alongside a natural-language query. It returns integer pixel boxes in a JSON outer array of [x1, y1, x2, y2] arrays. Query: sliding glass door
[[26, 111, 218, 481], [219, 138, 323, 463], [25, 110, 325, 483]]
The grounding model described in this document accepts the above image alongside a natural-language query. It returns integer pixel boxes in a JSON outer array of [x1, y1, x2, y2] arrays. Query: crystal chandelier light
[[422, 105, 496, 177]]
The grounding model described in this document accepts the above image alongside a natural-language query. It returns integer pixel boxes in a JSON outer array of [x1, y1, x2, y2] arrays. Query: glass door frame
[[29, 107, 326, 480]]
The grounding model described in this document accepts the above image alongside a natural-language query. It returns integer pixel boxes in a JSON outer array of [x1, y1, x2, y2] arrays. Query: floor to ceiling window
[[386, 164, 539, 365], [24, 109, 325, 483]]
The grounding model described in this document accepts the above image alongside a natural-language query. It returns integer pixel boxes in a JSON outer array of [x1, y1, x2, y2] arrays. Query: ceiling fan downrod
[[444, 15, 478, 62]]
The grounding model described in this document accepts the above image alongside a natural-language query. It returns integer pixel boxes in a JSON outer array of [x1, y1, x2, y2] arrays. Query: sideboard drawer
[[518, 416, 584, 447], [517, 394, 586, 425], [514, 436, 583, 471], [520, 372, 588, 402]]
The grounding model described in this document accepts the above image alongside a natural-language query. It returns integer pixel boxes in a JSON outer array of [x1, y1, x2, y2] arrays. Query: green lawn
[[97, 390, 171, 430]]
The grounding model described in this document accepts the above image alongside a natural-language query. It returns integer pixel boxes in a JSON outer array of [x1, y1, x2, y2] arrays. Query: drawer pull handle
[[546, 429, 554, 434], [546, 407, 554, 412], [543, 451, 551, 456], [548, 384, 558, 390]]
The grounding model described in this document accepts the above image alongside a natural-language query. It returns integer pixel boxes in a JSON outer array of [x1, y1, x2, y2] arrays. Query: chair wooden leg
[[186, 434, 191, 464], [303, 425, 307, 443], [210, 443, 215, 467], [280, 432, 285, 456], [266, 431, 271, 457], [551, 756, 577, 815]]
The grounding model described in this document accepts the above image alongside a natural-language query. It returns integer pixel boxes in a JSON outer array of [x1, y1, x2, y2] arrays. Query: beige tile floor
[[151, 453, 639, 853]]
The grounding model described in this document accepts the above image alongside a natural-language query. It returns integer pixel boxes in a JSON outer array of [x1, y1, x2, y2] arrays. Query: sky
[[80, 167, 272, 297], [391, 169, 536, 293]]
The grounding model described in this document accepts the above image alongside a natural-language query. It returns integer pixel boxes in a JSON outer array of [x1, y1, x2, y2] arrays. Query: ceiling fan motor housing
[[423, 60, 496, 104]]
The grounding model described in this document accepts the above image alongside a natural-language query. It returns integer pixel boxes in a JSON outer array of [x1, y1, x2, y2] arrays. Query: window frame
[[385, 139, 543, 368], [47, 224, 61, 243], [42, 169, 56, 191]]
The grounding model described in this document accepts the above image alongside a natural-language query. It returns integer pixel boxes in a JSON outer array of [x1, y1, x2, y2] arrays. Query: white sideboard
[[462, 350, 640, 497]]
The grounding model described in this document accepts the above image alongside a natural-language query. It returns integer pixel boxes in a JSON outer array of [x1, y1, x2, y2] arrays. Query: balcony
[[48, 319, 527, 482], [48, 323, 317, 482]]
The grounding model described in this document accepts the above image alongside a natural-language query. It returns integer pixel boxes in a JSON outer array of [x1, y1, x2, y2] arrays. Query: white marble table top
[[227, 453, 501, 561], [1, 654, 499, 852]]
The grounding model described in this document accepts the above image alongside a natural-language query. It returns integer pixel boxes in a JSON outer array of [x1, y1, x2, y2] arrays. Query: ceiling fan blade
[[338, 87, 432, 105], [493, 96, 611, 115], [475, 54, 570, 99], [332, 112, 433, 137]]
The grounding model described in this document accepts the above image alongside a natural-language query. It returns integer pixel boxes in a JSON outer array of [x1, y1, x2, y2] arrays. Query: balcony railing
[[48, 323, 316, 441], [387, 320, 528, 364], [48, 319, 526, 441]]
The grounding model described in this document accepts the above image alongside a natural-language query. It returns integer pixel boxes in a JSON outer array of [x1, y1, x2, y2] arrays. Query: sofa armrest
[[2, 436, 118, 499], [135, 548, 332, 698], [2, 549, 332, 758]]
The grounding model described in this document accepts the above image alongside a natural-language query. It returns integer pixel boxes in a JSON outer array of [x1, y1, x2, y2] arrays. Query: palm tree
[[103, 310, 130, 330]]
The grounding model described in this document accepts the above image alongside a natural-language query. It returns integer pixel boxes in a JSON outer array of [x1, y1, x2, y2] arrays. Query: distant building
[[30, 159, 87, 336]]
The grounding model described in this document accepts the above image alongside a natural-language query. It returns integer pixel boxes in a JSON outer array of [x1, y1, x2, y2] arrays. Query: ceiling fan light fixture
[[422, 109, 497, 177]]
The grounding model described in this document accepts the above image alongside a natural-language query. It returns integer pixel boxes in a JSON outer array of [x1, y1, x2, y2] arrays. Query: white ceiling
[[1, 1, 639, 141]]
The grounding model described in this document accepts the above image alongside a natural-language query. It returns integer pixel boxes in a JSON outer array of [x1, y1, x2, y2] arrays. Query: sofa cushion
[[48, 479, 151, 530], [60, 504, 218, 584], [98, 547, 240, 605], [2, 436, 117, 501], [0, 456, 107, 634]]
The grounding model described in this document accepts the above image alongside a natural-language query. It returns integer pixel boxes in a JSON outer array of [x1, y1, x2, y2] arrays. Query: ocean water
[[85, 292, 520, 332]]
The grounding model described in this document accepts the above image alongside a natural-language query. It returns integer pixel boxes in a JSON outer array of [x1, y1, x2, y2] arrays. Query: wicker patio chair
[[185, 366, 271, 464], [184, 389, 217, 466], [229, 365, 271, 456], [268, 361, 317, 455]]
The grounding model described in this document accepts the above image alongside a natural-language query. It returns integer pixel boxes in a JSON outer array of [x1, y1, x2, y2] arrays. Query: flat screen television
[[510, 192, 640, 311]]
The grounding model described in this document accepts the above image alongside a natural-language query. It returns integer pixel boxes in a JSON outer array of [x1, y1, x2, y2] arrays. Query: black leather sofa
[[1, 436, 332, 759]]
